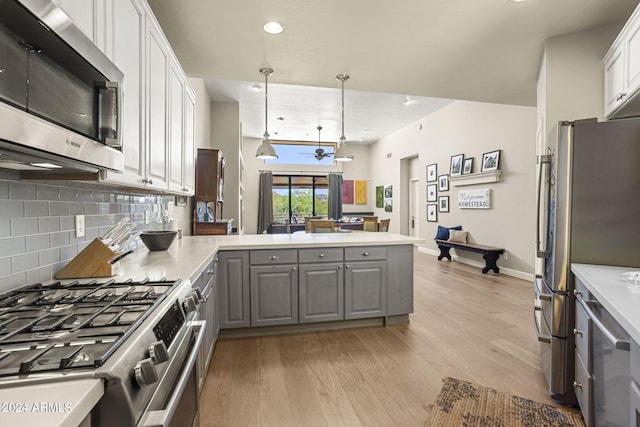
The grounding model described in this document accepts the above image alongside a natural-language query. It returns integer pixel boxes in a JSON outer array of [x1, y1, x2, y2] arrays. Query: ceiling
[[148, 0, 639, 145]]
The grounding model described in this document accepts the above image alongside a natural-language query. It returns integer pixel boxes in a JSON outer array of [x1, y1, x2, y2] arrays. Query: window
[[272, 175, 328, 224]]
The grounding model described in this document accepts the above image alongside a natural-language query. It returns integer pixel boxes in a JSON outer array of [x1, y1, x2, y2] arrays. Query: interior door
[[409, 179, 419, 237]]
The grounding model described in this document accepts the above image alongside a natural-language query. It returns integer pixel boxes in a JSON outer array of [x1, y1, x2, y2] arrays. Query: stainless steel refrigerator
[[534, 117, 640, 405]]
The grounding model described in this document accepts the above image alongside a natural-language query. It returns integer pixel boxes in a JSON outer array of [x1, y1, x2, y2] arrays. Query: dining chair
[[379, 219, 390, 232], [308, 220, 336, 233], [304, 216, 323, 233], [363, 216, 378, 232]]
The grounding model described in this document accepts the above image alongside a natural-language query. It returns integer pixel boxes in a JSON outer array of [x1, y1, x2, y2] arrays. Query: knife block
[[55, 238, 118, 279]]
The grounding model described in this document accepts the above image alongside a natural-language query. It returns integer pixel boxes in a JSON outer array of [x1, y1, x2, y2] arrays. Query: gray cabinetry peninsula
[[216, 243, 413, 335]]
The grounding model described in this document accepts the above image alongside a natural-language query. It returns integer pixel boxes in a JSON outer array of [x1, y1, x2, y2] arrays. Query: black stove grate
[[0, 278, 180, 376]]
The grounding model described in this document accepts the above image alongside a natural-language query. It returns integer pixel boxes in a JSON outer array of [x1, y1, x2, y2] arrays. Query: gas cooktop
[[0, 278, 180, 377]]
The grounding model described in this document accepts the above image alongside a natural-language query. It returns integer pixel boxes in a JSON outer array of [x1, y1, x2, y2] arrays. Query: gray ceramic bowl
[[139, 230, 177, 251]]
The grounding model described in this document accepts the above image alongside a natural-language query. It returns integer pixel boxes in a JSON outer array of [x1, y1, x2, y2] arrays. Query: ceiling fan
[[303, 125, 334, 161]]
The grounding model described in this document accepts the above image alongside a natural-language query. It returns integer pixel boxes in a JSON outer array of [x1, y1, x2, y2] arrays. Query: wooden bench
[[435, 239, 505, 274]]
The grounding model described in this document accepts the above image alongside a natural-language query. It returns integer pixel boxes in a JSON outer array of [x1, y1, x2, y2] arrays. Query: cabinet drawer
[[574, 352, 593, 427], [299, 247, 343, 263], [250, 249, 298, 265], [344, 246, 386, 261], [575, 299, 591, 370]]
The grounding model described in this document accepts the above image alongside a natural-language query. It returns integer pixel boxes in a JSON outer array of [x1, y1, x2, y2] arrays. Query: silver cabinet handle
[[573, 289, 582, 298], [362, 252, 370, 257], [346, 265, 350, 269], [338, 265, 343, 269], [318, 253, 325, 258], [573, 328, 582, 337], [292, 266, 297, 271], [616, 92, 628, 101], [269, 255, 279, 260], [207, 270, 214, 275], [573, 380, 582, 390]]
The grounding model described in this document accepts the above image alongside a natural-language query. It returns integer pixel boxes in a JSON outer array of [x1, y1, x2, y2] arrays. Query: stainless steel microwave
[[0, 0, 124, 173]]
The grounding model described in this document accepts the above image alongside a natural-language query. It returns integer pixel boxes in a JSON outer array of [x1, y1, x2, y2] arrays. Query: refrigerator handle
[[536, 154, 552, 258]]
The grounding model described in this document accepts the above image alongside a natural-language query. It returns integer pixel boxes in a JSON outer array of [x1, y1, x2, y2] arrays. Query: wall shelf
[[449, 170, 502, 187]]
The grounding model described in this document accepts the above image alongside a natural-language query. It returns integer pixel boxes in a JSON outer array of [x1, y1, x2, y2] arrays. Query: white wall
[[211, 102, 240, 230], [368, 100, 537, 276]]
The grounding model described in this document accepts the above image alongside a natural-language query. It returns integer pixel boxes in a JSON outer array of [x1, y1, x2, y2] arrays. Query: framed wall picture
[[450, 154, 463, 176], [427, 204, 437, 222], [481, 150, 501, 172], [438, 174, 448, 192], [463, 157, 474, 174], [427, 184, 437, 202], [427, 164, 437, 182], [375, 186, 384, 208], [439, 196, 449, 212]]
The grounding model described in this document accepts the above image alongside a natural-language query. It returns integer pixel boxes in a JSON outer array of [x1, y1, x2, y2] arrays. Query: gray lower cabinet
[[344, 260, 387, 319], [250, 264, 298, 326], [299, 262, 344, 323], [217, 250, 250, 329]]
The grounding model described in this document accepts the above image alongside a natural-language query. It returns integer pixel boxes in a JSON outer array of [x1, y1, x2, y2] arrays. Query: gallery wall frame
[[481, 150, 501, 172], [427, 204, 437, 222], [427, 184, 437, 202], [427, 164, 437, 182], [439, 196, 449, 212], [438, 174, 448, 191], [450, 154, 463, 176]]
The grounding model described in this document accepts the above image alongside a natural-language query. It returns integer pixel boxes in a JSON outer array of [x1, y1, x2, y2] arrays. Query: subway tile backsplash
[[0, 172, 169, 293]]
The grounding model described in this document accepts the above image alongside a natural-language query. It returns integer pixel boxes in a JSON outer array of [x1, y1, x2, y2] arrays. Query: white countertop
[[0, 379, 103, 427], [572, 263, 640, 345], [111, 232, 422, 284]]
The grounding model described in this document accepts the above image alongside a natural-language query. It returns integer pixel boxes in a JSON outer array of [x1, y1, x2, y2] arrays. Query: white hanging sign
[[458, 189, 491, 209]]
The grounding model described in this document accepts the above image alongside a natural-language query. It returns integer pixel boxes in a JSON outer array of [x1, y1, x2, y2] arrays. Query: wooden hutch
[[193, 148, 233, 235]]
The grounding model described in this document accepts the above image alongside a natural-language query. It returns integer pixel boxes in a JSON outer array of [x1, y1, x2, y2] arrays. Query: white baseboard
[[417, 245, 534, 282]]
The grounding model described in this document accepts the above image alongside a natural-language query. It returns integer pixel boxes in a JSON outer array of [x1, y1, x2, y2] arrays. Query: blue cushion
[[435, 225, 462, 240]]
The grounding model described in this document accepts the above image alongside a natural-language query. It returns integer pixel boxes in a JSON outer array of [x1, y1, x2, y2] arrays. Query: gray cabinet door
[[386, 245, 414, 315], [250, 265, 298, 326], [345, 260, 387, 319], [217, 251, 250, 329], [299, 263, 344, 323]]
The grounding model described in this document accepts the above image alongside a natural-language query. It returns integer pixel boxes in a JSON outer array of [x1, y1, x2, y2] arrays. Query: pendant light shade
[[256, 68, 278, 159], [334, 73, 354, 162]]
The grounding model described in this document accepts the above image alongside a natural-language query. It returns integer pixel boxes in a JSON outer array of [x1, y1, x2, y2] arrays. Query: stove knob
[[133, 358, 158, 387], [191, 288, 203, 302], [182, 295, 198, 313], [149, 341, 169, 364]]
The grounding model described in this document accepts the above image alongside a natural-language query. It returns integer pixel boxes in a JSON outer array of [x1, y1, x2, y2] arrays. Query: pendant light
[[255, 67, 278, 159], [334, 73, 354, 162]]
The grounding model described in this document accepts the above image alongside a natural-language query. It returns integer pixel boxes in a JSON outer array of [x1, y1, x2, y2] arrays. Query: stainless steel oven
[[139, 321, 205, 427]]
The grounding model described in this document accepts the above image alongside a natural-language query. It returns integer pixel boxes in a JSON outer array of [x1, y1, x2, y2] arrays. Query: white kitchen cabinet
[[53, 0, 97, 44], [64, 0, 196, 195], [100, 0, 146, 187], [168, 65, 184, 193], [604, 4, 640, 118], [145, 16, 170, 191], [183, 89, 196, 194]]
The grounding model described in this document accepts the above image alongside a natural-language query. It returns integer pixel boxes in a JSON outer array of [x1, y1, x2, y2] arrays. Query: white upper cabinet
[[168, 65, 185, 193], [145, 16, 170, 190], [183, 89, 196, 194], [101, 0, 146, 186], [604, 4, 640, 119], [82, 0, 196, 195]]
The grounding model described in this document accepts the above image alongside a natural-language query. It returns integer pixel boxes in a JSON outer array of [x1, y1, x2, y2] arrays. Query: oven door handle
[[139, 320, 206, 427], [579, 299, 630, 351]]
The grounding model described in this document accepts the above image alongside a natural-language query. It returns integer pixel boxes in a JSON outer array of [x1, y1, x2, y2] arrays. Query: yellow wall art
[[355, 180, 367, 204]]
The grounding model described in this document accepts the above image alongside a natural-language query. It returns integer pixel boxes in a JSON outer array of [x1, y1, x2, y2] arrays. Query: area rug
[[424, 377, 585, 427]]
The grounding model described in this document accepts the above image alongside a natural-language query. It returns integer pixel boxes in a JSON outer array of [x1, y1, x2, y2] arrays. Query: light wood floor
[[199, 249, 558, 426]]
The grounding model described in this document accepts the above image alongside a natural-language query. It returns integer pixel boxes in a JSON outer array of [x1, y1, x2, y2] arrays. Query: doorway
[[409, 178, 420, 238]]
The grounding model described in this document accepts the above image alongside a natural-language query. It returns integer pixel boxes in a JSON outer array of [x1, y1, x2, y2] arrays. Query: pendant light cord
[[260, 68, 273, 141]]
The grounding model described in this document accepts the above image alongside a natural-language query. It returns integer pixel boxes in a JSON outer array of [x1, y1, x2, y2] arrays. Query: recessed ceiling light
[[263, 22, 285, 35], [508, 0, 527, 2], [362, 129, 371, 133], [251, 83, 262, 91]]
